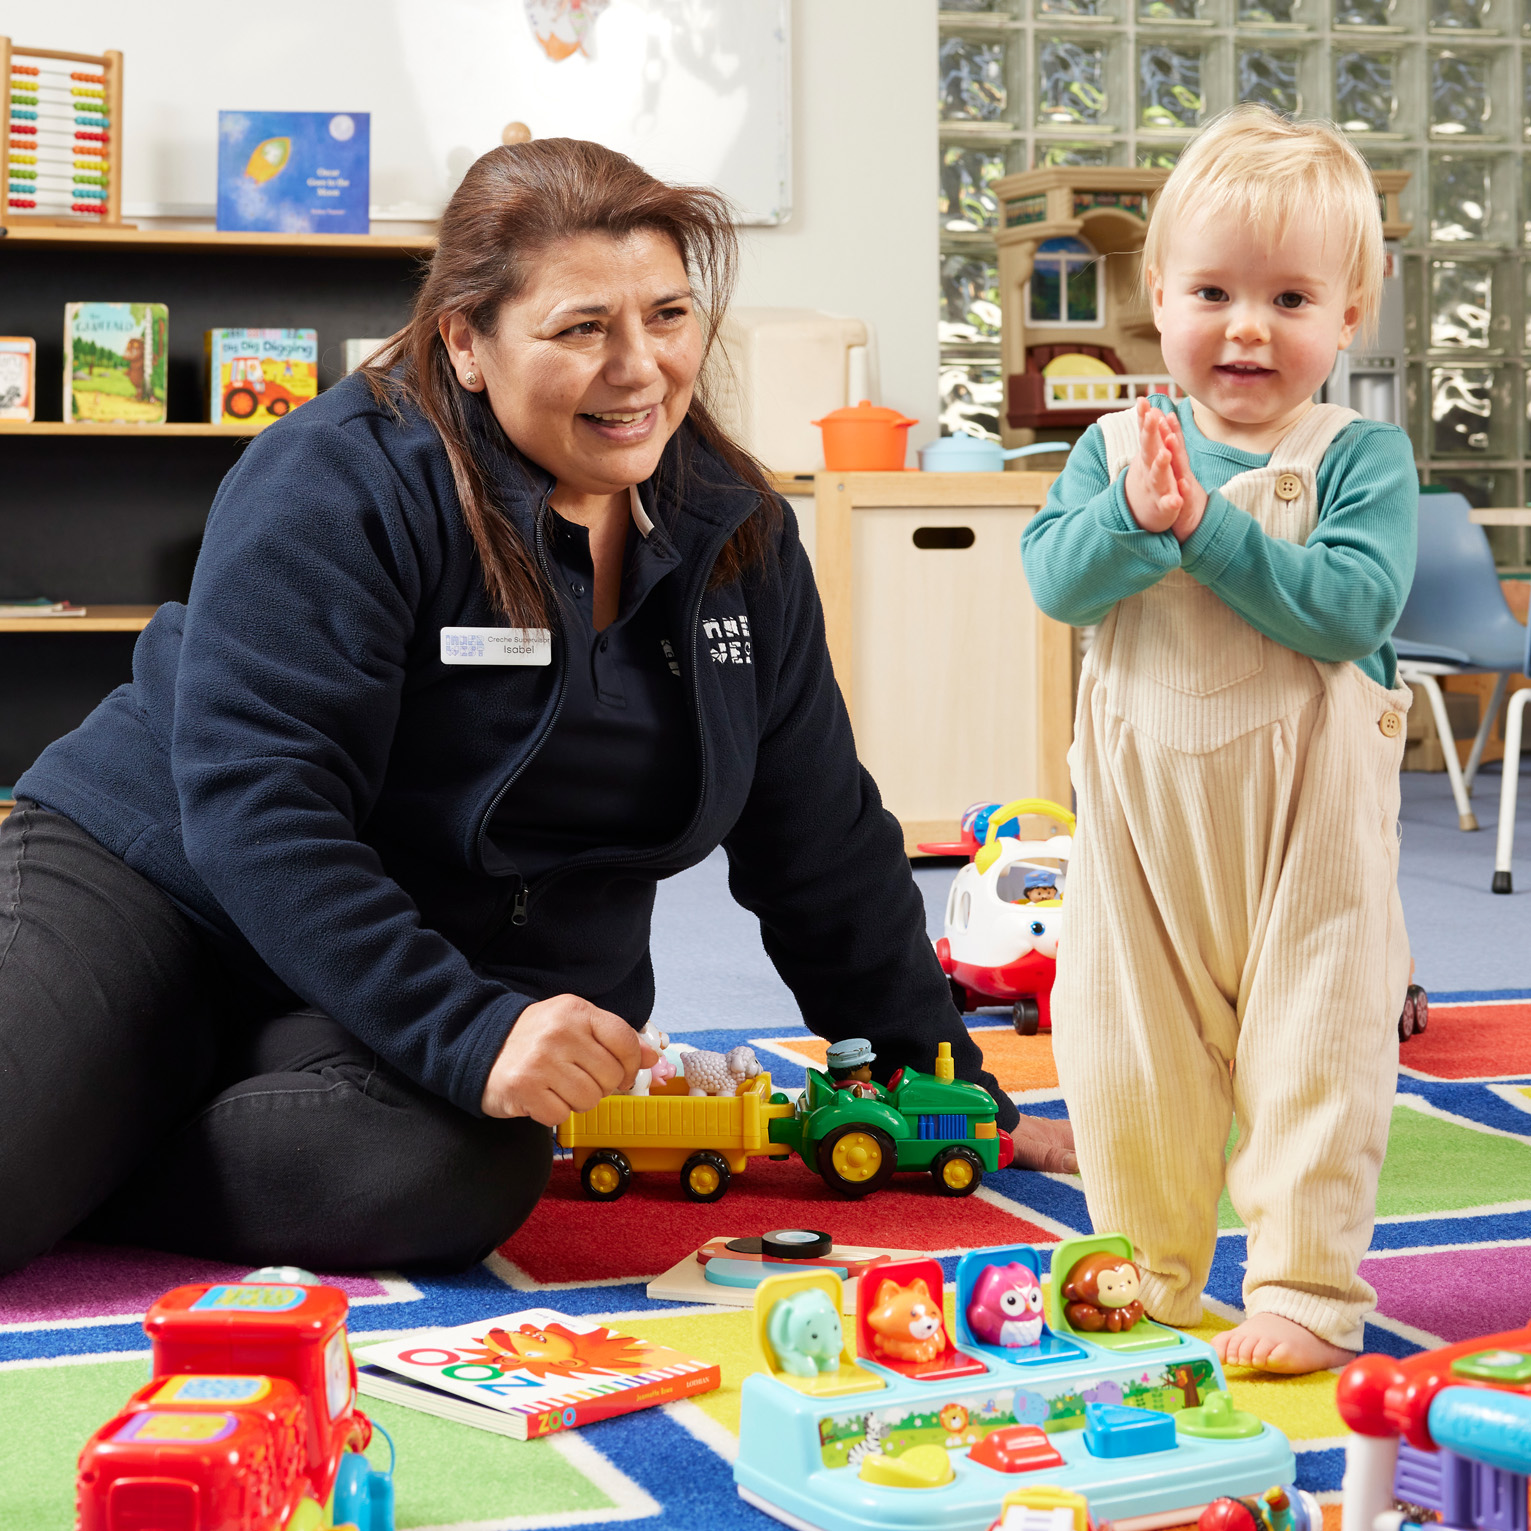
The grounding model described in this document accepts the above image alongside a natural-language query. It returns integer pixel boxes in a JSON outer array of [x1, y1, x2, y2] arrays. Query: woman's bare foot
[[1211, 1312, 1355, 1374], [1010, 1115, 1077, 1174]]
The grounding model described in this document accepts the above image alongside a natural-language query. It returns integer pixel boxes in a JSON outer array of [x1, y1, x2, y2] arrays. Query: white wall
[[10, 0, 938, 437], [734, 0, 939, 441]]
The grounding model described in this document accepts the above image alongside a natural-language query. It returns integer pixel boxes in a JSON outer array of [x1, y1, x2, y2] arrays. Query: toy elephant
[[682, 1044, 761, 1097], [766, 1288, 843, 1377]]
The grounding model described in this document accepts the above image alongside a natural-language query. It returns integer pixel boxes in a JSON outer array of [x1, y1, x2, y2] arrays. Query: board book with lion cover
[[353, 1307, 720, 1439]]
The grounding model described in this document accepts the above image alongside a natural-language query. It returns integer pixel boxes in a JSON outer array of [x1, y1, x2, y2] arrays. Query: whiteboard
[[25, 0, 791, 225]]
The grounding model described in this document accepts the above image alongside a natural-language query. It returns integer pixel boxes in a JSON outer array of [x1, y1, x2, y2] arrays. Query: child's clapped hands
[[1122, 397, 1207, 544]]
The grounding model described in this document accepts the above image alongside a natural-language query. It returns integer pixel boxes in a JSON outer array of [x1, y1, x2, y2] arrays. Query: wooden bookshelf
[[0, 225, 436, 257], [0, 605, 156, 633], [0, 421, 264, 436], [0, 224, 425, 783]]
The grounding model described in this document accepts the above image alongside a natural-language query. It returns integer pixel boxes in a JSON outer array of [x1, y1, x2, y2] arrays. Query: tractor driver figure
[[1023, 870, 1060, 903], [825, 1038, 886, 1100]]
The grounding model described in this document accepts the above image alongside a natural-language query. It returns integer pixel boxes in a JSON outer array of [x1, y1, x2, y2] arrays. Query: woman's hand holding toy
[[482, 995, 659, 1125]]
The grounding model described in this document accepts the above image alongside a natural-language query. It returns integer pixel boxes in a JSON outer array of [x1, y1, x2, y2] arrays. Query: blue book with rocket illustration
[[216, 111, 370, 234]]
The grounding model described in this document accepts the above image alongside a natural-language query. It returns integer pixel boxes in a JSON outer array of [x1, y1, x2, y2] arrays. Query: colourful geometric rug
[[4, 995, 1530, 1530]]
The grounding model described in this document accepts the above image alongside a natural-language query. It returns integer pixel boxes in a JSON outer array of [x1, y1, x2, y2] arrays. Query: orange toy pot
[[813, 400, 918, 471]]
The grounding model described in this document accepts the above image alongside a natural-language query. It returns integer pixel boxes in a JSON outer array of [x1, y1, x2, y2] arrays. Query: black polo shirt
[[487, 488, 696, 882]]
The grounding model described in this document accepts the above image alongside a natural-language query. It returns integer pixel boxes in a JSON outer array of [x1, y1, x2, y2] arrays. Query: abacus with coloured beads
[[1, 37, 124, 228]]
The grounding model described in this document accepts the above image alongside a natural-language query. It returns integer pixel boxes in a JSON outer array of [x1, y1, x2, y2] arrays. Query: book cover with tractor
[[206, 328, 319, 425]]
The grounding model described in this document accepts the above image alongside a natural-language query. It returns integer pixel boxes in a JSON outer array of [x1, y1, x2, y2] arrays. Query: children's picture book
[[353, 1307, 720, 1440], [342, 337, 390, 374], [217, 112, 370, 234], [0, 338, 37, 422], [64, 304, 169, 426], [0, 601, 86, 618], [206, 329, 319, 424]]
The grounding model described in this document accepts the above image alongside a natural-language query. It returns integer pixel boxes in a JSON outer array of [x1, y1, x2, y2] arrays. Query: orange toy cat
[[867, 1276, 947, 1362]]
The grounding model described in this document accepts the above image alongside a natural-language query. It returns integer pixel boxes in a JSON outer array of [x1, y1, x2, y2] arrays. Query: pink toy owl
[[966, 1261, 1045, 1348]]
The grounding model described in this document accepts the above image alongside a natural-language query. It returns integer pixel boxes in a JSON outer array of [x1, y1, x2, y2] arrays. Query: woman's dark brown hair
[[363, 138, 781, 625]]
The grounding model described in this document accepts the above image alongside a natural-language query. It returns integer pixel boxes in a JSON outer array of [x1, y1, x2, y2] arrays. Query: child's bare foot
[[1211, 1313, 1355, 1374]]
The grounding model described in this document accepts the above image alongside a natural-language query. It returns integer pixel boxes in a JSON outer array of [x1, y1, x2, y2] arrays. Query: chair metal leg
[[1463, 672, 1509, 793], [1412, 671, 1478, 831], [1493, 687, 1530, 893]]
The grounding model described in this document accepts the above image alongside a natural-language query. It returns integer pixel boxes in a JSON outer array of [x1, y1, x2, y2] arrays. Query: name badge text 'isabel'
[[439, 628, 552, 666]]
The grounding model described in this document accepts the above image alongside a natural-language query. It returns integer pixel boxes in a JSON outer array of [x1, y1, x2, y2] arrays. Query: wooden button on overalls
[[1274, 472, 1303, 501], [1379, 710, 1403, 738]]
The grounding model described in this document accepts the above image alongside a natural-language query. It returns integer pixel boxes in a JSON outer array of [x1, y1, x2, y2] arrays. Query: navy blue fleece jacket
[[19, 375, 1016, 1128]]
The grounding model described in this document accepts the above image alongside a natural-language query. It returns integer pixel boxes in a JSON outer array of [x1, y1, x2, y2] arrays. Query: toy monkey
[[1061, 1251, 1145, 1333]]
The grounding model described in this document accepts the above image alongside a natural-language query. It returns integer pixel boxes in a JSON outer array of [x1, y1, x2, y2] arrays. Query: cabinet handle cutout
[[912, 526, 975, 550]]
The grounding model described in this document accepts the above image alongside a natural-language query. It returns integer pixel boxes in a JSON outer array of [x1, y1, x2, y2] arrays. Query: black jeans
[[0, 803, 551, 1274]]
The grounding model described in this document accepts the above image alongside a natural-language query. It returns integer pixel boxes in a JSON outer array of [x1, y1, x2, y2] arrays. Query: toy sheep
[[682, 1044, 761, 1097]]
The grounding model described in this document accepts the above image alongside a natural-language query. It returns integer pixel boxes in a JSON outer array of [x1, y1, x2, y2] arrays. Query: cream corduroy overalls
[[1052, 403, 1412, 1351]]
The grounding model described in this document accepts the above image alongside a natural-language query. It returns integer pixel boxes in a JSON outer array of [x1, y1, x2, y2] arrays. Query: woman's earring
[[464, 370, 479, 388]]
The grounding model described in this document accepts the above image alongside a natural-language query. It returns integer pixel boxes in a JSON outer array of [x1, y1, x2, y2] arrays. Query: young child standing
[[1021, 105, 1418, 1375]]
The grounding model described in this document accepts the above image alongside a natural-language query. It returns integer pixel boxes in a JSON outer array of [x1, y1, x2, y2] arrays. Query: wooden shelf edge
[[0, 422, 262, 436], [0, 224, 436, 256], [0, 605, 158, 632]]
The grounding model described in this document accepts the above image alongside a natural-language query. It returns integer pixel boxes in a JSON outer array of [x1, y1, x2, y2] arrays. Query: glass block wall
[[937, 0, 1531, 569]]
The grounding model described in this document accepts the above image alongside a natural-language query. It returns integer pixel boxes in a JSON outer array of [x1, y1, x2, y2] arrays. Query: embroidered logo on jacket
[[703, 614, 752, 665]]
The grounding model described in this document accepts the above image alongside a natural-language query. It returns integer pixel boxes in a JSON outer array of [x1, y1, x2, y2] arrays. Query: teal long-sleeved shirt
[[1020, 395, 1418, 688]]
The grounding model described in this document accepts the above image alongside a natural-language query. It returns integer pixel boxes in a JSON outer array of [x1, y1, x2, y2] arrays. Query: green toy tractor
[[769, 1042, 1012, 1197]]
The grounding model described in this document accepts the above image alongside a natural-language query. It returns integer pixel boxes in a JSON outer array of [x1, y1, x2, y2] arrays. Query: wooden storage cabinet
[[0, 226, 430, 785], [811, 471, 1073, 852]]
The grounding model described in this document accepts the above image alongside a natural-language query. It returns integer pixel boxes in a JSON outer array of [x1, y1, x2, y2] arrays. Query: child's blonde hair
[[1141, 104, 1384, 338]]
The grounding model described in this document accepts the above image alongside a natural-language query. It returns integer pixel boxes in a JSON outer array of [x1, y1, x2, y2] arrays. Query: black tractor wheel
[[1012, 998, 1041, 1036], [817, 1124, 897, 1198], [680, 1150, 732, 1202], [930, 1144, 985, 1197], [580, 1149, 631, 1201], [224, 386, 258, 419]]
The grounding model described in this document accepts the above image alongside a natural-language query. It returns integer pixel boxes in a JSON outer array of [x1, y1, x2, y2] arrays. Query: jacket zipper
[[481, 513, 734, 937], [471, 488, 566, 953]]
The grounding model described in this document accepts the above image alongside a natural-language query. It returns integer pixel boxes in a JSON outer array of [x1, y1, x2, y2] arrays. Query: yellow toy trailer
[[557, 1073, 795, 1203]]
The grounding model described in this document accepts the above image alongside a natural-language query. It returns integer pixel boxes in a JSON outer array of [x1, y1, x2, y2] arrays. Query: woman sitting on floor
[[0, 138, 1074, 1276]]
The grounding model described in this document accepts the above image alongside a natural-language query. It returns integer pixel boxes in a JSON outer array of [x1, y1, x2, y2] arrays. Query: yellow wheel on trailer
[[588, 1162, 622, 1194], [581, 1149, 632, 1201], [817, 1125, 896, 1197], [680, 1150, 731, 1203]]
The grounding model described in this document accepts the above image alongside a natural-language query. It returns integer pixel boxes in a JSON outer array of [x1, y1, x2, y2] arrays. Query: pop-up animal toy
[[767, 1287, 844, 1377], [1061, 1251, 1145, 1333], [967, 1261, 1046, 1348], [867, 1276, 947, 1363]]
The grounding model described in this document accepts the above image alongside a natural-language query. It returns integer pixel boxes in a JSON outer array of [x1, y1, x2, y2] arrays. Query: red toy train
[[76, 1270, 393, 1531]]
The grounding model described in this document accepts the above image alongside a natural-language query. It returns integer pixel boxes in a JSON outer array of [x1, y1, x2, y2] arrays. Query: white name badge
[[440, 627, 552, 666]]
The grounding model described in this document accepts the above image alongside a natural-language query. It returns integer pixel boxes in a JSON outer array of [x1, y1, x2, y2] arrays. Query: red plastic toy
[[1335, 1321, 1531, 1531], [76, 1276, 393, 1531]]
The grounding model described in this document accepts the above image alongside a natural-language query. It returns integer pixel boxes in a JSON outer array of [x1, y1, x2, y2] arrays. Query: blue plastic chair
[[1390, 492, 1527, 834]]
